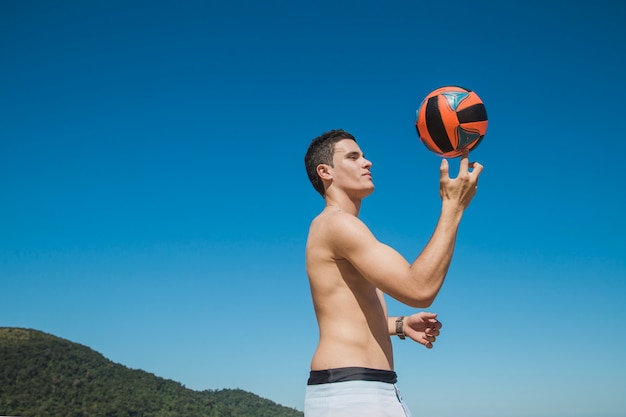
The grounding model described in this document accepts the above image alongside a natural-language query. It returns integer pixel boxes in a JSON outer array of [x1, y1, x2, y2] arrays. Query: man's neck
[[324, 197, 361, 216]]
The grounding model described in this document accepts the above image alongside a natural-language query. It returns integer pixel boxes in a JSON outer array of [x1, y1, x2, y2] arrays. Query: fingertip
[[470, 161, 484, 174]]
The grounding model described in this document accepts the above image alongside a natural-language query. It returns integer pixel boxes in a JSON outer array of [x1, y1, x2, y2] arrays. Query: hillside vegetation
[[0, 328, 303, 417]]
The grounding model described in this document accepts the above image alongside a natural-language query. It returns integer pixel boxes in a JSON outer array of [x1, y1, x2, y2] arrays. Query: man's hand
[[404, 312, 442, 349], [439, 150, 483, 211]]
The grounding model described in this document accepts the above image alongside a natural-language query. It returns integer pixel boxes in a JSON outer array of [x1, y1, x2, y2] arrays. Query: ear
[[316, 164, 333, 181]]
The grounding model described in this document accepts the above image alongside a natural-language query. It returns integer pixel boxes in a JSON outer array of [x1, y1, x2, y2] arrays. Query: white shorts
[[304, 380, 413, 417]]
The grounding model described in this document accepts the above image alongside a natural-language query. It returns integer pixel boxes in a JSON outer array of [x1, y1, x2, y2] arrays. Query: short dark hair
[[304, 129, 356, 196]]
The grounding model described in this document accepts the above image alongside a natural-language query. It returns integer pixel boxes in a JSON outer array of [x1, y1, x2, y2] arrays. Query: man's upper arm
[[328, 214, 415, 301]]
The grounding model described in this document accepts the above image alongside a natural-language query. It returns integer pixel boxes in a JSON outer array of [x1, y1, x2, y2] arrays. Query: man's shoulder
[[310, 210, 365, 234], [308, 211, 373, 255]]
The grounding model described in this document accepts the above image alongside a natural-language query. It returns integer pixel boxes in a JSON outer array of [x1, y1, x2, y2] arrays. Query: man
[[303, 129, 483, 416]]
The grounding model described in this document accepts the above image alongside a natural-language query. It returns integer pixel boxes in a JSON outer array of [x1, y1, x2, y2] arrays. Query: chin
[[360, 186, 375, 198]]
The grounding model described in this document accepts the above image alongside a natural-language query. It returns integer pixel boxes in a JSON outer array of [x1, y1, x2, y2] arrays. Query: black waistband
[[307, 367, 397, 385]]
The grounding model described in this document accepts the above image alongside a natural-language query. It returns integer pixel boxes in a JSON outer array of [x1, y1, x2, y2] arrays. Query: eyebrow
[[344, 151, 363, 159]]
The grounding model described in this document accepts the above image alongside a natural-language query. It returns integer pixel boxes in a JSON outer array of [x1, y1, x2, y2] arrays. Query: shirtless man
[[303, 129, 483, 416]]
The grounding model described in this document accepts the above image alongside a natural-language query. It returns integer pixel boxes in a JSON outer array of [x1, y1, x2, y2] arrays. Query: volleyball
[[415, 86, 488, 158]]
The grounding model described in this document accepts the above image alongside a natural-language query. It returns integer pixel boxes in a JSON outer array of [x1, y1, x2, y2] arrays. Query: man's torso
[[305, 209, 394, 371]]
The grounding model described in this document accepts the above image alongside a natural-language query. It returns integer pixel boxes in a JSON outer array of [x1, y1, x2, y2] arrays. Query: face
[[328, 139, 374, 197]]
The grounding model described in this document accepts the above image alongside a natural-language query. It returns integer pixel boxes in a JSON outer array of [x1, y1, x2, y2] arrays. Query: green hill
[[0, 328, 303, 417]]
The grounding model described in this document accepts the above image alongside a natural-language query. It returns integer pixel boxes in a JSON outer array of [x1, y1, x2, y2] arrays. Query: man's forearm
[[408, 204, 463, 306], [387, 316, 404, 338]]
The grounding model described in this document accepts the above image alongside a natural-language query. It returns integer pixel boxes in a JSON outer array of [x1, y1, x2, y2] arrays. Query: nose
[[363, 157, 372, 169]]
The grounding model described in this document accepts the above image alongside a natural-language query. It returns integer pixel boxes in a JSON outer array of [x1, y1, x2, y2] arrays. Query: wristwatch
[[395, 316, 406, 340]]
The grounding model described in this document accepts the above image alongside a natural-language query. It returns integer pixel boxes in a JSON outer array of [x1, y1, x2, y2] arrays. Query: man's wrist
[[395, 316, 406, 340], [440, 201, 464, 223]]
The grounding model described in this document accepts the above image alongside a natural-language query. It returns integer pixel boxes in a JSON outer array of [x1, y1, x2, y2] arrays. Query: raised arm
[[329, 155, 483, 307]]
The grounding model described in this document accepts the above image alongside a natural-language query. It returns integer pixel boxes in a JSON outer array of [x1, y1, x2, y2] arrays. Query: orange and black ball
[[415, 86, 488, 158]]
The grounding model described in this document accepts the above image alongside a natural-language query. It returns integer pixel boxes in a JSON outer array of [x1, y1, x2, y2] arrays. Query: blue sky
[[1, 1, 625, 416]]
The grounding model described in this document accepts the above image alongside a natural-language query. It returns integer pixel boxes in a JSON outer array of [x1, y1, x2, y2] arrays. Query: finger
[[439, 159, 449, 181], [469, 161, 484, 178], [459, 152, 469, 175], [424, 331, 437, 341], [425, 327, 440, 337], [419, 312, 440, 327], [419, 312, 437, 320]]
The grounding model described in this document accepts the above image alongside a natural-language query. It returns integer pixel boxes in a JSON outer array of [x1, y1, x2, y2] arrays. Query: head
[[305, 129, 372, 198], [305, 129, 356, 196]]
